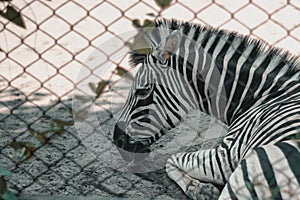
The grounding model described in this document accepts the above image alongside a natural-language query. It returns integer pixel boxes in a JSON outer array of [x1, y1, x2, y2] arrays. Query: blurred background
[[1, 0, 300, 199]]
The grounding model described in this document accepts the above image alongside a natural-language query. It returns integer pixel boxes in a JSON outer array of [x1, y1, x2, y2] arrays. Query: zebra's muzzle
[[113, 121, 151, 162]]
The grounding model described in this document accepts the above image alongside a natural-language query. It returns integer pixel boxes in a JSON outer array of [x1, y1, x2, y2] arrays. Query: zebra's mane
[[129, 19, 300, 72]]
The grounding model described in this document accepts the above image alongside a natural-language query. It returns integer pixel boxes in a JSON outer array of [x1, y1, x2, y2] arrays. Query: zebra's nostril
[[113, 121, 151, 162], [113, 121, 127, 145], [116, 135, 127, 149]]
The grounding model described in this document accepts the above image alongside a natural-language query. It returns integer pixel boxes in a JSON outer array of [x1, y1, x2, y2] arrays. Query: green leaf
[[114, 67, 134, 80], [1, 190, 17, 200], [28, 129, 38, 137], [0, 5, 26, 28], [29, 129, 49, 145], [154, 0, 173, 9], [50, 119, 72, 135], [55, 130, 65, 135], [133, 19, 154, 30], [95, 81, 108, 97], [146, 13, 156, 17], [53, 119, 72, 127], [88, 82, 96, 93], [143, 19, 155, 28], [23, 145, 35, 159], [130, 33, 151, 55], [35, 133, 48, 145], [132, 19, 142, 28], [10, 141, 25, 150], [74, 95, 91, 103], [10, 141, 36, 159], [131, 18, 154, 55], [0, 167, 12, 177], [74, 109, 89, 122]]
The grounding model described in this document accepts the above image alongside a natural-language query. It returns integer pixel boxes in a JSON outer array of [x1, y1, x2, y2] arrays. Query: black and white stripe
[[220, 140, 300, 199], [114, 19, 300, 198]]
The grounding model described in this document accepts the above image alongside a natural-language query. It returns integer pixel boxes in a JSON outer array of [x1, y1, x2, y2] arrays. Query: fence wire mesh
[[1, 0, 300, 199]]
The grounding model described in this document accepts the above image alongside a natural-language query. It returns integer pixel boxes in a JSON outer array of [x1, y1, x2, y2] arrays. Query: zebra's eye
[[135, 86, 152, 97]]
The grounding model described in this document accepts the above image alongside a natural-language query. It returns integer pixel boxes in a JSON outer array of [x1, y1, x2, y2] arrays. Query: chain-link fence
[[1, 0, 300, 199]]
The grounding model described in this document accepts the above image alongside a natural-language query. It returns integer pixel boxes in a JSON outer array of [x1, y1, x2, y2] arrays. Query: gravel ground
[[1, 84, 227, 199]]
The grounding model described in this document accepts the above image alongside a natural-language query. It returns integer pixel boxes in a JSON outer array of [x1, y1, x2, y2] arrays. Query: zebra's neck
[[165, 21, 300, 125], [134, 20, 300, 125]]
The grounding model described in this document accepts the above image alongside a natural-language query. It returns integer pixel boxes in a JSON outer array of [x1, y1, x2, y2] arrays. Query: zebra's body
[[177, 140, 300, 199], [220, 140, 300, 199], [112, 19, 300, 199], [166, 88, 300, 199]]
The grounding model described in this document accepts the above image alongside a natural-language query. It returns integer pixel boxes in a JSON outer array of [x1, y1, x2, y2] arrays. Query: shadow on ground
[[0, 82, 223, 199]]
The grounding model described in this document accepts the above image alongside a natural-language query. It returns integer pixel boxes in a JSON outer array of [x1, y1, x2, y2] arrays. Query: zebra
[[112, 19, 300, 199]]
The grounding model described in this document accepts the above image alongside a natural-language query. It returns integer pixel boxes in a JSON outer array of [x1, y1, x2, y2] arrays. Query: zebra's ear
[[156, 30, 181, 63]]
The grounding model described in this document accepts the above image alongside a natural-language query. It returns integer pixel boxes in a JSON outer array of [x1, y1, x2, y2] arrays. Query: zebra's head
[[113, 22, 198, 162]]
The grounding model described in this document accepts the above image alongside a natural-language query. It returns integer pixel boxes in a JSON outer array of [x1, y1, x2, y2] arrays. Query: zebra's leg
[[219, 140, 300, 200], [166, 154, 220, 199], [166, 147, 233, 199]]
